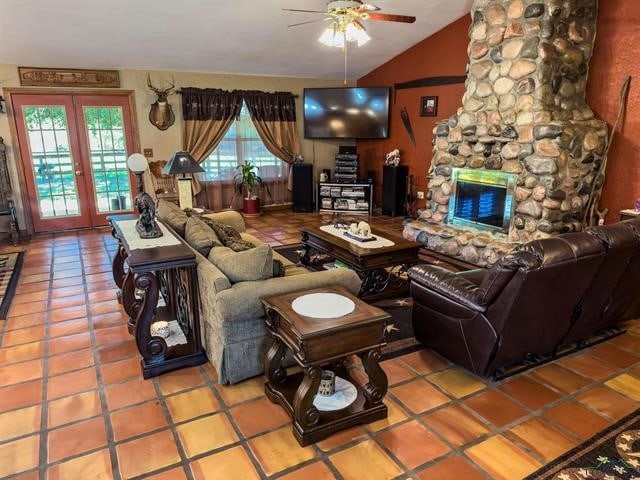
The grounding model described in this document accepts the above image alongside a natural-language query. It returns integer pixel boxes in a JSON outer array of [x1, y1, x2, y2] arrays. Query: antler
[[147, 73, 161, 94], [147, 73, 175, 96]]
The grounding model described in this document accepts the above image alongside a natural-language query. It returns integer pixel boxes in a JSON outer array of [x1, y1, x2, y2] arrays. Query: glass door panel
[[12, 94, 92, 231]]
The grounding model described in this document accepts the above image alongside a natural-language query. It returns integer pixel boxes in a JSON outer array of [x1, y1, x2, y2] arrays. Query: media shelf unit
[[318, 181, 373, 215]]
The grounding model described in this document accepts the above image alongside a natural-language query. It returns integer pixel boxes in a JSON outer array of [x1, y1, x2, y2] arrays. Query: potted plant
[[232, 162, 271, 217]]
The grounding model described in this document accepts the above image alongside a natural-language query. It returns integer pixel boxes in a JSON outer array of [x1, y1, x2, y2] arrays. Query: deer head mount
[[147, 74, 175, 131]]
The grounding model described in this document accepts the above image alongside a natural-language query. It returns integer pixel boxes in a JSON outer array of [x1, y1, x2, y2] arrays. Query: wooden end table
[[108, 214, 207, 378], [262, 285, 390, 446], [299, 225, 420, 301]]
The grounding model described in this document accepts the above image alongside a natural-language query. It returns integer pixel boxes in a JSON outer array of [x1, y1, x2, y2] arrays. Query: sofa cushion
[[157, 199, 188, 237], [185, 216, 222, 257], [202, 218, 255, 252], [208, 244, 274, 283]]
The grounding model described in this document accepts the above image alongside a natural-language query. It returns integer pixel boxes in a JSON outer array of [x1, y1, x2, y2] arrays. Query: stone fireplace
[[404, 0, 609, 266]]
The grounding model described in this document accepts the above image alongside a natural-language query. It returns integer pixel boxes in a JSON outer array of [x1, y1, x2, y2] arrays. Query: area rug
[[525, 407, 640, 480], [0, 252, 24, 319]]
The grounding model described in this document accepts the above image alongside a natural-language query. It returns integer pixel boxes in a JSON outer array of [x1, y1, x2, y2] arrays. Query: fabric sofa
[[156, 203, 362, 384], [408, 218, 640, 378]]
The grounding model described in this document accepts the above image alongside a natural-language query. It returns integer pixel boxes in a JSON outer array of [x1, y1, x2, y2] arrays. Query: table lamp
[[163, 151, 204, 210], [127, 153, 163, 238]]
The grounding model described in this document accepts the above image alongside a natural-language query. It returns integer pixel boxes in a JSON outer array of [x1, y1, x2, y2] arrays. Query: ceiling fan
[[284, 1, 416, 31]]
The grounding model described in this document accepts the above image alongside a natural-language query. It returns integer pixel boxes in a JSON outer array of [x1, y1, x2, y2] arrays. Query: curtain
[[243, 91, 302, 190], [181, 88, 243, 195]]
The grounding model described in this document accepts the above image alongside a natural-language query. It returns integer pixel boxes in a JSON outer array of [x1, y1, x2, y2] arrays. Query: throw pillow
[[156, 199, 189, 237], [208, 244, 274, 283], [184, 216, 223, 257], [202, 218, 256, 252], [273, 258, 285, 277]]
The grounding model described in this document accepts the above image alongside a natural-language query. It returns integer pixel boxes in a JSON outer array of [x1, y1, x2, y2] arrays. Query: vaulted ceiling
[[1, 0, 472, 80]]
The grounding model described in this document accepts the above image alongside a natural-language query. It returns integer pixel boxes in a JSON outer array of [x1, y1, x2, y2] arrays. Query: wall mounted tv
[[303, 87, 390, 139]]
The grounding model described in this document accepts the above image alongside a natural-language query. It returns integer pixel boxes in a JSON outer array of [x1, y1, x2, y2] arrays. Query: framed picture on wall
[[420, 96, 438, 117]]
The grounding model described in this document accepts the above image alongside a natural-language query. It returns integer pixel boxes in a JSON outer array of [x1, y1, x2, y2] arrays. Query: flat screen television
[[303, 87, 390, 139]]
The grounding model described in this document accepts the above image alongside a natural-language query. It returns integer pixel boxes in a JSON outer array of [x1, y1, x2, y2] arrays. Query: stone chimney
[[404, 0, 609, 266]]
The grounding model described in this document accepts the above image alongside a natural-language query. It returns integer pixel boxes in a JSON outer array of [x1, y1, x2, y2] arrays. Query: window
[[201, 102, 284, 181]]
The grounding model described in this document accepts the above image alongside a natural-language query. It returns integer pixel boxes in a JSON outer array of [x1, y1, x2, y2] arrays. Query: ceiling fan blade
[[366, 12, 416, 23], [282, 8, 327, 14], [358, 3, 381, 12], [287, 19, 326, 27]]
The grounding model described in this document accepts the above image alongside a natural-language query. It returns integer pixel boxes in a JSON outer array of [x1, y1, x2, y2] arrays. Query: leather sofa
[[408, 218, 640, 378]]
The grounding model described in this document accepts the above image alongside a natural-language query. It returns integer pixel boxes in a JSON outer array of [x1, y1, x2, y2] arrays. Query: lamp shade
[[163, 151, 205, 175], [127, 153, 148, 173]]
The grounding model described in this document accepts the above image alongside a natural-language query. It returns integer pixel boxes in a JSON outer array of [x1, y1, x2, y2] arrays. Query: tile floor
[[0, 209, 639, 480]]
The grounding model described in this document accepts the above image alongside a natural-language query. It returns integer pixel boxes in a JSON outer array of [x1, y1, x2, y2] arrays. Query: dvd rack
[[317, 182, 373, 215], [334, 153, 359, 183]]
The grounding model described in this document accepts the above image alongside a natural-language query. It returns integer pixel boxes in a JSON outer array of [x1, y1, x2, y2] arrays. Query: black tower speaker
[[382, 165, 409, 217], [292, 163, 314, 212]]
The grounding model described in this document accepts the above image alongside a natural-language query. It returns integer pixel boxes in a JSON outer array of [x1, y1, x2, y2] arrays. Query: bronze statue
[[135, 192, 163, 238]]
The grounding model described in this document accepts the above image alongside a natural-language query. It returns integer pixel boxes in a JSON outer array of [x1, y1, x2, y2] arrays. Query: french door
[[12, 93, 137, 232]]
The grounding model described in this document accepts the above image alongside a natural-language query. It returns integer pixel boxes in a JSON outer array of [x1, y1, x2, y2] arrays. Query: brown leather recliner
[[409, 232, 606, 377], [561, 218, 640, 346]]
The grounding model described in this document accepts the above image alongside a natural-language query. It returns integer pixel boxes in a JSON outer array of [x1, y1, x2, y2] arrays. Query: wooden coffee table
[[262, 286, 390, 446], [299, 225, 420, 300]]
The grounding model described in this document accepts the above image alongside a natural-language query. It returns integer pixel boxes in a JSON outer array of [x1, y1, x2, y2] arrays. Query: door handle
[[75, 170, 82, 176]]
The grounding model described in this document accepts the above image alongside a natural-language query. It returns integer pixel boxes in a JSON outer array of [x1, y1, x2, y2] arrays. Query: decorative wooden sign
[[18, 67, 120, 88]]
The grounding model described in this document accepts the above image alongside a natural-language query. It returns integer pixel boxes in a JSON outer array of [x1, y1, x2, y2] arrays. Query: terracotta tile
[[202, 362, 218, 383], [100, 356, 140, 385], [304, 424, 364, 452], [367, 397, 410, 432], [423, 404, 490, 447], [5, 312, 47, 331], [590, 342, 639, 368], [110, 400, 168, 442], [2, 325, 45, 347], [390, 378, 450, 414], [49, 305, 87, 323], [378, 419, 449, 469], [92, 311, 126, 330], [47, 367, 98, 400], [0, 359, 43, 387], [543, 401, 611, 440], [508, 417, 578, 462], [15, 281, 49, 295], [0, 435, 40, 477], [51, 285, 85, 299], [329, 439, 403, 480], [47, 417, 108, 463], [190, 445, 260, 480], [94, 325, 130, 345], [427, 368, 486, 398], [49, 317, 89, 338], [278, 461, 336, 480], [49, 294, 86, 310], [577, 385, 639, 420], [176, 412, 239, 458], [417, 455, 487, 480], [157, 366, 205, 395], [144, 466, 188, 480], [229, 396, 289, 438], [558, 352, 620, 380], [380, 358, 416, 385], [216, 376, 264, 406], [465, 435, 541, 480], [0, 341, 45, 365], [529, 364, 591, 394], [48, 348, 94, 376], [89, 300, 121, 317], [0, 405, 41, 442], [105, 377, 157, 410], [47, 449, 112, 480], [609, 331, 640, 352], [248, 426, 315, 476], [498, 375, 562, 410], [116, 430, 181, 479], [48, 332, 91, 356], [97, 341, 138, 364], [8, 301, 48, 317], [20, 272, 50, 284], [464, 390, 529, 428], [10, 470, 39, 480], [606, 373, 640, 401], [397, 349, 449, 375], [0, 380, 42, 413], [47, 390, 101, 428]]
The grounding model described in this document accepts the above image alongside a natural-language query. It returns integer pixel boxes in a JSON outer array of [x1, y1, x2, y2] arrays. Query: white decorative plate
[[313, 376, 358, 411], [292, 293, 355, 319]]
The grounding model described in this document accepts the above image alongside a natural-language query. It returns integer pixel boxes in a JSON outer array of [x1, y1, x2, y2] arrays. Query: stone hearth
[[404, 0, 608, 267]]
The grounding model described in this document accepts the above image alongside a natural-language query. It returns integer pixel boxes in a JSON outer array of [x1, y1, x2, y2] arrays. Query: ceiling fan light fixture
[[345, 21, 370, 46], [318, 22, 345, 48]]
